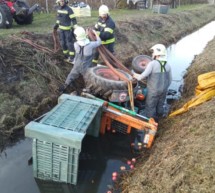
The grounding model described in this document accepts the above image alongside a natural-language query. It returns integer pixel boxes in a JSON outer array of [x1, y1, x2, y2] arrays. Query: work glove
[[133, 73, 142, 81], [58, 84, 68, 93], [95, 31, 100, 36]]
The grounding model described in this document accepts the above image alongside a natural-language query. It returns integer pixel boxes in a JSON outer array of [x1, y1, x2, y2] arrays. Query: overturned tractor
[[0, 0, 39, 29]]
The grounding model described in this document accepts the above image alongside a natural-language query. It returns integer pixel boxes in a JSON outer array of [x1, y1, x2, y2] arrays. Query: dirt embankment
[[0, 5, 215, 177], [120, 34, 215, 193], [119, 7, 215, 193], [115, 5, 215, 66]]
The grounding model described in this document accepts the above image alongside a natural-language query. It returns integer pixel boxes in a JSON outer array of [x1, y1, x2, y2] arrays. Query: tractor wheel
[[14, 1, 33, 25], [84, 66, 132, 98], [132, 55, 152, 74], [0, 4, 13, 29], [14, 13, 33, 25]]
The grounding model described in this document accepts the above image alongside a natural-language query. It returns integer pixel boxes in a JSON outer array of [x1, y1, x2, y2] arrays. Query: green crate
[[25, 94, 104, 184], [33, 139, 80, 184]]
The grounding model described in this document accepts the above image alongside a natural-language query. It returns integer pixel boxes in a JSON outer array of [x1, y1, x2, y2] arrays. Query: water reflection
[[167, 21, 215, 91], [35, 133, 136, 193], [0, 132, 136, 193]]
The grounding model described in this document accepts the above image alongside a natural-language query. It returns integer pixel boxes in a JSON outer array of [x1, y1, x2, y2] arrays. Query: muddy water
[[1, 21, 215, 193], [0, 132, 137, 193]]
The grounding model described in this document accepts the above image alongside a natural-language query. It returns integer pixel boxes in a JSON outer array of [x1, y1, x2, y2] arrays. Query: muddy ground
[[0, 4, 215, 192]]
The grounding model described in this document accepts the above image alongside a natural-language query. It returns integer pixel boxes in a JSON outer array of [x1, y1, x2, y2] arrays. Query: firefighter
[[133, 44, 172, 120], [54, 0, 78, 63], [59, 27, 102, 93], [92, 4, 115, 65]]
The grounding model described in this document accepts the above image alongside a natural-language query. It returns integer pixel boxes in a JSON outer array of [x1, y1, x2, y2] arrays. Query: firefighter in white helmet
[[59, 27, 102, 93], [54, 0, 78, 63], [133, 44, 172, 121], [92, 4, 116, 65]]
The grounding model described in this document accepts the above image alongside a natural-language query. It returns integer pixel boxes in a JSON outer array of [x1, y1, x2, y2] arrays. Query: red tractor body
[[5, 1, 16, 14]]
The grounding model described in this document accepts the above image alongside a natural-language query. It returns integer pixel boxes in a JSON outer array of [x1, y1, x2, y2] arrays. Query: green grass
[[0, 4, 208, 38]]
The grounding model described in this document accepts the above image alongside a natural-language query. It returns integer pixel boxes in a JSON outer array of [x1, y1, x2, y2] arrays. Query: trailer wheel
[[132, 55, 152, 74], [84, 66, 132, 98], [0, 4, 13, 29], [14, 13, 33, 25]]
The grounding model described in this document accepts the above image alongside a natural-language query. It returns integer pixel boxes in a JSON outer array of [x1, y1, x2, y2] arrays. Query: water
[[0, 132, 137, 193], [167, 21, 215, 92], [1, 21, 215, 193]]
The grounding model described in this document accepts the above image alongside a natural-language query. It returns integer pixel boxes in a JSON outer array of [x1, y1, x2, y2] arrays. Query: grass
[[0, 4, 208, 38]]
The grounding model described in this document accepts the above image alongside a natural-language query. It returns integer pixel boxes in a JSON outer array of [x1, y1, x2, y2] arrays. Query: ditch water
[[167, 20, 215, 94], [0, 21, 215, 193]]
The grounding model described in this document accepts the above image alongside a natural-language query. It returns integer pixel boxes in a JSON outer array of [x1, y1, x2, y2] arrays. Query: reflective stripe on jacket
[[95, 16, 115, 45], [56, 5, 77, 30]]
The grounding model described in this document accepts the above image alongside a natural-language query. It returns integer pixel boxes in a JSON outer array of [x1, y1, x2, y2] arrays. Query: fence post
[[45, 0, 49, 13]]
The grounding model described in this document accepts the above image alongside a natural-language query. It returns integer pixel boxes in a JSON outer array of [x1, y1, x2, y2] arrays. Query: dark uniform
[[92, 15, 115, 65], [54, 2, 77, 61]]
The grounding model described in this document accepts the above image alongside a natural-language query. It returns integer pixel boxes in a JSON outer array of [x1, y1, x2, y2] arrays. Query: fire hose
[[87, 29, 135, 111], [53, 29, 61, 52], [11, 34, 56, 54], [10, 30, 61, 54]]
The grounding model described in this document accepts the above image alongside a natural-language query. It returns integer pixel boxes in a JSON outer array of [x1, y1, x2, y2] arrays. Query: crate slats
[[25, 94, 104, 185]]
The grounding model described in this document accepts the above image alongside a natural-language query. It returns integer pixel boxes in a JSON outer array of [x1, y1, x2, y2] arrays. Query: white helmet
[[74, 27, 86, 41], [150, 44, 167, 56], [99, 5, 109, 16], [56, 0, 68, 4]]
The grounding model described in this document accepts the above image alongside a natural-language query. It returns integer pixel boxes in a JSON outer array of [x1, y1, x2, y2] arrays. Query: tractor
[[0, 0, 39, 29], [83, 55, 152, 114]]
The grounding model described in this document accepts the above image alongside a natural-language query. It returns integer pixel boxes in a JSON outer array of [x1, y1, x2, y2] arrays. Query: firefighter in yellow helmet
[[92, 5, 116, 65], [54, 0, 78, 63]]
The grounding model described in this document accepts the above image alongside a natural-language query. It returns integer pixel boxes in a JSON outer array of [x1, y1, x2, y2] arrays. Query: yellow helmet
[[99, 5, 109, 16]]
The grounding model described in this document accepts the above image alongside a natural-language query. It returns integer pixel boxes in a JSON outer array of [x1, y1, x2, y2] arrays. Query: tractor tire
[[14, 13, 33, 25], [84, 66, 132, 98], [0, 4, 13, 29], [14, 1, 33, 25], [132, 55, 152, 74]]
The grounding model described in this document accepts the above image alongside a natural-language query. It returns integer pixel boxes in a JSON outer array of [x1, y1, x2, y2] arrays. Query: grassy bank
[[121, 34, 215, 193]]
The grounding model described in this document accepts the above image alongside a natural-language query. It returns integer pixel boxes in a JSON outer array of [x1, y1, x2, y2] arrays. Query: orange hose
[[88, 29, 135, 111]]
